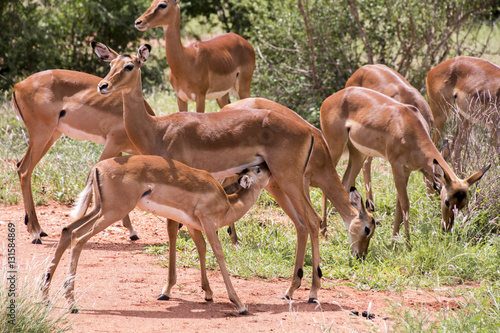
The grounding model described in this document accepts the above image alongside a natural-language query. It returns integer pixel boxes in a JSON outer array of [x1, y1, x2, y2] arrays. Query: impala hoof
[[130, 235, 139, 241], [40, 231, 48, 237], [205, 297, 213, 302], [307, 298, 318, 304], [282, 295, 292, 300], [70, 308, 79, 314], [32, 238, 42, 245], [157, 294, 170, 301], [239, 309, 249, 315]]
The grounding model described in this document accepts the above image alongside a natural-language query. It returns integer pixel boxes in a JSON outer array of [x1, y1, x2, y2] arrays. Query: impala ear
[[91, 41, 119, 62], [466, 164, 491, 186], [432, 159, 450, 185], [349, 187, 365, 213], [365, 199, 375, 213], [137, 44, 151, 66], [238, 175, 253, 189]]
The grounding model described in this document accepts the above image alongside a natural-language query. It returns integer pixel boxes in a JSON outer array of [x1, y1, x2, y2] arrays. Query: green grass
[[1, 88, 499, 331]]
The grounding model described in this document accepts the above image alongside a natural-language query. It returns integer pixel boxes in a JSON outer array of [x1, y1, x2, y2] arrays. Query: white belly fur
[[137, 198, 199, 228], [58, 123, 106, 145], [349, 138, 386, 158]]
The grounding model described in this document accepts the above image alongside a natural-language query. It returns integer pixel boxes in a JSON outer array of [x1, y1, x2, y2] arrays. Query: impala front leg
[[158, 219, 180, 300], [392, 169, 411, 249], [200, 217, 248, 314], [195, 94, 206, 113]]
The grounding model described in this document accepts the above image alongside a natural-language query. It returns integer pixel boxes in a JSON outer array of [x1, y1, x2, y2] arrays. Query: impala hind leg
[[44, 207, 100, 297], [99, 145, 139, 240], [362, 157, 374, 204], [341, 143, 366, 191], [64, 210, 130, 312], [18, 129, 62, 243], [266, 178, 323, 303]]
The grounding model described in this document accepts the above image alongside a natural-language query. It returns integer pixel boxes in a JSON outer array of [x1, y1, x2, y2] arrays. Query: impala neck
[[121, 72, 157, 155], [222, 187, 263, 227], [420, 140, 458, 182], [163, 8, 186, 76]]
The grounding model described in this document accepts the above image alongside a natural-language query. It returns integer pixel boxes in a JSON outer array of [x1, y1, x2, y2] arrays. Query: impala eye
[[256, 167, 261, 174], [445, 200, 450, 207], [124, 64, 134, 71], [158, 2, 167, 9], [364, 226, 371, 236]]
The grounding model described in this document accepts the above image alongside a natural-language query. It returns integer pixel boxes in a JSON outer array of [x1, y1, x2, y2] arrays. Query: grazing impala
[[44, 156, 271, 314], [12, 70, 155, 244], [426, 56, 500, 155], [90, 41, 374, 304], [320, 87, 490, 244], [221, 97, 376, 243], [325, 64, 434, 212], [135, 0, 255, 113]]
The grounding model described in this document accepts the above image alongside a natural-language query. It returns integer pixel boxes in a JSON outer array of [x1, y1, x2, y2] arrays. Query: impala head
[[237, 163, 271, 191], [433, 159, 490, 232], [348, 187, 376, 259], [135, 0, 179, 31], [92, 42, 151, 95]]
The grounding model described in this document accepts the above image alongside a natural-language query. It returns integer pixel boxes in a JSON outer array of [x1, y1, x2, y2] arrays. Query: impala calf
[[426, 56, 500, 156], [91, 41, 335, 303], [12, 70, 155, 244], [135, 0, 255, 113], [320, 87, 490, 244], [44, 155, 270, 314]]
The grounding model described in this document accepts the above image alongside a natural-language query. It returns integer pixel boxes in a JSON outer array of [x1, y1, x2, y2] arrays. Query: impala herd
[[11, 0, 494, 315]]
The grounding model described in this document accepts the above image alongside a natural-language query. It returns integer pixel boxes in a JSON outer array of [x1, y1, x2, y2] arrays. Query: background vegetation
[[1, 0, 500, 331]]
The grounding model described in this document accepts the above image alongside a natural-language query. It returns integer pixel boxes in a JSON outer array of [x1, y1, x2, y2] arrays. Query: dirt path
[[1, 202, 461, 332]]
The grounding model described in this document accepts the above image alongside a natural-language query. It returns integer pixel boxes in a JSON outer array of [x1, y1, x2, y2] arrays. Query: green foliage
[[223, 0, 498, 124], [0, 0, 166, 92]]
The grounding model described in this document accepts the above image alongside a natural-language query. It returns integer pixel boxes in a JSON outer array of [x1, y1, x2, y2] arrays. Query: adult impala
[[426, 56, 500, 155], [221, 97, 376, 243], [44, 156, 271, 314], [320, 87, 490, 244], [135, 0, 255, 113], [12, 70, 155, 244], [325, 64, 434, 211], [91, 41, 374, 304]]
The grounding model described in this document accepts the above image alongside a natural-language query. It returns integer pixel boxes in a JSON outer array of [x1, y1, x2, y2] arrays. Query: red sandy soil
[[1, 202, 465, 332]]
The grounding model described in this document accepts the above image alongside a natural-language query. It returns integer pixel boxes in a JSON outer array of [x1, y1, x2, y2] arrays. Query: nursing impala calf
[[320, 87, 490, 244], [44, 155, 270, 314], [12, 70, 155, 244], [135, 0, 255, 113], [427, 56, 500, 157]]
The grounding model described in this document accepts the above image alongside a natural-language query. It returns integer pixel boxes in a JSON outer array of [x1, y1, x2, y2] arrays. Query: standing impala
[[426, 56, 500, 155], [12, 70, 155, 244], [221, 97, 376, 242], [135, 0, 255, 113], [324, 64, 435, 212], [90, 41, 374, 305], [44, 156, 271, 314], [320, 87, 490, 244]]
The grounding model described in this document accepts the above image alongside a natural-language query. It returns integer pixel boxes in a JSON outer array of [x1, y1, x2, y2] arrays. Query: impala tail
[[71, 169, 96, 219], [11, 91, 25, 123]]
